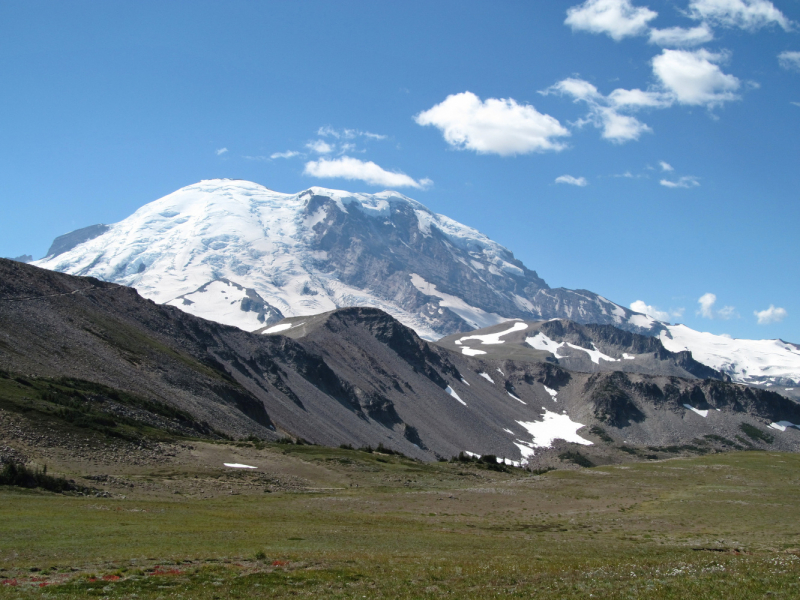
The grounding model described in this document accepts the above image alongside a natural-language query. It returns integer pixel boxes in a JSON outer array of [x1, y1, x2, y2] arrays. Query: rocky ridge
[[3, 259, 799, 467]]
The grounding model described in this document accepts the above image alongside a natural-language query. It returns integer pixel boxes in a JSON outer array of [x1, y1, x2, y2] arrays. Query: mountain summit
[[34, 179, 644, 339], [34, 179, 800, 388]]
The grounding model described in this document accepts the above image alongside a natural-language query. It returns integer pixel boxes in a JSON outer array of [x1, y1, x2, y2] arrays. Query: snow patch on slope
[[410, 273, 508, 330], [455, 321, 528, 347], [526, 332, 566, 357], [516, 410, 593, 448], [683, 404, 709, 418], [526, 333, 619, 364], [565, 342, 619, 365], [769, 421, 800, 432], [164, 279, 278, 332], [445, 386, 467, 406]]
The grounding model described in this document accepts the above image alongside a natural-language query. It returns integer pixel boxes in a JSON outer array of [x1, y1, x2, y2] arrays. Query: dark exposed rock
[[45, 224, 110, 258], [585, 372, 646, 427]]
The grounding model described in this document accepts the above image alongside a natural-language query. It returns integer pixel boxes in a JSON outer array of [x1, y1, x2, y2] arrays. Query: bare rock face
[[45, 224, 110, 258], [5, 255, 33, 263]]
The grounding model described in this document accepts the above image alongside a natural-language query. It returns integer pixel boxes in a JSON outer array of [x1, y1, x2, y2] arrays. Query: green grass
[[0, 372, 219, 442], [740, 422, 774, 444], [1, 451, 799, 598]]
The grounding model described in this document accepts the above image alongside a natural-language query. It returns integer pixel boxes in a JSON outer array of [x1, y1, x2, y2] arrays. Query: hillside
[[3, 259, 800, 468]]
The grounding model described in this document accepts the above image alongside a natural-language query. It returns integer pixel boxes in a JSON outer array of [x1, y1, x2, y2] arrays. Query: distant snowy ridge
[[659, 325, 800, 386]]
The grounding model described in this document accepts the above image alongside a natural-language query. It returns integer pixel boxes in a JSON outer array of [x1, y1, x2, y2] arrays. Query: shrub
[[740, 423, 773, 444], [558, 451, 594, 468], [530, 467, 555, 475], [589, 426, 614, 443], [0, 460, 82, 493]]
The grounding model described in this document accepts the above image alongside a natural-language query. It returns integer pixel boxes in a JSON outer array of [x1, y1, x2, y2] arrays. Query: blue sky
[[1, 0, 798, 341]]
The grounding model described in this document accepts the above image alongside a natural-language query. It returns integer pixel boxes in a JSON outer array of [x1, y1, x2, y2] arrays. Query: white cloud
[[242, 155, 270, 162], [270, 150, 301, 159], [697, 292, 736, 319], [630, 300, 670, 321], [317, 126, 387, 140], [652, 49, 740, 107], [544, 78, 656, 143], [555, 175, 588, 186], [304, 156, 431, 189], [659, 161, 674, 171], [317, 126, 340, 138], [565, 0, 657, 41], [549, 78, 602, 102], [778, 51, 800, 71], [688, 0, 793, 32], [660, 175, 700, 188], [215, 147, 228, 156], [544, 51, 744, 144], [649, 24, 714, 47], [607, 88, 672, 108], [754, 304, 787, 324], [597, 107, 652, 142], [698, 292, 717, 318], [306, 140, 334, 154], [414, 91, 570, 156]]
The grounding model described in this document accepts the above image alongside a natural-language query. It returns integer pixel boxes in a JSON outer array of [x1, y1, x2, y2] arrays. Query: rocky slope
[[2, 259, 799, 465]]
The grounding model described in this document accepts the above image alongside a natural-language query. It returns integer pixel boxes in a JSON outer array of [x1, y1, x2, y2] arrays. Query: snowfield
[[516, 410, 593, 449], [660, 324, 800, 385], [36, 179, 521, 339]]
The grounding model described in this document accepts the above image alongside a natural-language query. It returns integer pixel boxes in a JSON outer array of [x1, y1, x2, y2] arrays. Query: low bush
[[740, 423, 773, 444], [589, 426, 614, 443], [558, 451, 594, 468], [0, 460, 81, 493]]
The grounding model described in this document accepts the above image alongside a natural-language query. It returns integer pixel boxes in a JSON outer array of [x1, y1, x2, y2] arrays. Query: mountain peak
[[34, 180, 640, 341]]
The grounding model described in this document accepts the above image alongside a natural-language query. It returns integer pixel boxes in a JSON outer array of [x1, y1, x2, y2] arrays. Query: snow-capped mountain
[[34, 179, 800, 388], [34, 179, 643, 339], [658, 325, 800, 388]]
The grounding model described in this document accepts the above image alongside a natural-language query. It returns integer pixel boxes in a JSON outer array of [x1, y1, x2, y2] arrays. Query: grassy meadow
[[1, 444, 799, 598]]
